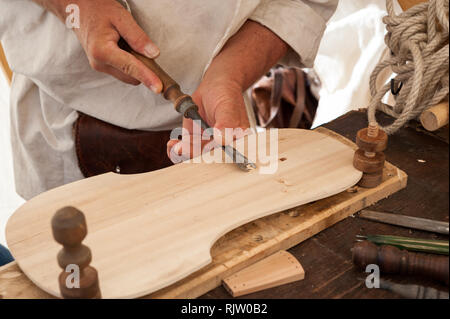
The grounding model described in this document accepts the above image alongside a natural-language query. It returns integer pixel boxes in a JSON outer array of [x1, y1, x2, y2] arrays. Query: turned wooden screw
[[352, 240, 449, 285], [364, 122, 379, 158], [51, 206, 101, 299], [353, 122, 388, 188]]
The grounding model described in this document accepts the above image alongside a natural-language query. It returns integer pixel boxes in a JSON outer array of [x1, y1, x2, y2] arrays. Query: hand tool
[[358, 209, 449, 235], [119, 39, 256, 172], [352, 240, 449, 285], [379, 279, 449, 299], [356, 234, 449, 255]]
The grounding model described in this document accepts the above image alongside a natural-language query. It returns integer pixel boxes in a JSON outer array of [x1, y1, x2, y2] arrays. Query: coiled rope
[[367, 0, 449, 134]]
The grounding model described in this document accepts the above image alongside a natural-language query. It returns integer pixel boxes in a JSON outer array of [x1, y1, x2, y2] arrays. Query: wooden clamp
[[51, 206, 101, 299], [353, 122, 388, 188]]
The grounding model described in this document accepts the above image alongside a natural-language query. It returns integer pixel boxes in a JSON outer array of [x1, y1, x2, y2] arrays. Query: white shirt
[[0, 0, 337, 200]]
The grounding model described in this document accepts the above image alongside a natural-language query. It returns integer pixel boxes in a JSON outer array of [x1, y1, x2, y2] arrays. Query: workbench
[[0, 109, 447, 299], [201, 110, 449, 299]]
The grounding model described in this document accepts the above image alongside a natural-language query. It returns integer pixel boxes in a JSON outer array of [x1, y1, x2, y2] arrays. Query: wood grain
[[0, 43, 12, 84], [222, 250, 305, 297], [6, 129, 362, 299], [420, 102, 449, 132], [398, 0, 427, 11]]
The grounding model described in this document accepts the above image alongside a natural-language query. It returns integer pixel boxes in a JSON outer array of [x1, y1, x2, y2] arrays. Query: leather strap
[[251, 66, 318, 129], [268, 70, 284, 128], [288, 69, 306, 128]]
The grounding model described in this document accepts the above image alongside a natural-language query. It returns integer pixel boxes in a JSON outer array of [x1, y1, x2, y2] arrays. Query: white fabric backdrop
[[0, 0, 395, 247], [312, 0, 396, 127]]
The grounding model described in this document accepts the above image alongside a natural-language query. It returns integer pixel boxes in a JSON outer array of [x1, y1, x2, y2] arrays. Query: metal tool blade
[[358, 209, 449, 235], [184, 107, 256, 172]]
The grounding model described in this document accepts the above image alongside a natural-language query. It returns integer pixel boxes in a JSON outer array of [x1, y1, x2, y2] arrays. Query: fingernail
[[145, 81, 161, 94], [144, 44, 160, 59], [173, 142, 182, 155], [150, 84, 160, 94]]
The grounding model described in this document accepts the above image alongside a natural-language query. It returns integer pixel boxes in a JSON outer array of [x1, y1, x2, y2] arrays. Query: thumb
[[213, 98, 249, 145], [112, 10, 160, 59]]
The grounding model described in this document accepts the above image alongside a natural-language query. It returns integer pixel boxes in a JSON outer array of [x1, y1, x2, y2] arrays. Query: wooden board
[[1, 127, 408, 299], [222, 250, 305, 297], [6, 129, 362, 299]]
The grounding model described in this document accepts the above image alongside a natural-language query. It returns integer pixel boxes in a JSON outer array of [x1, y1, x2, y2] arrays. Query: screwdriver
[[119, 39, 256, 172]]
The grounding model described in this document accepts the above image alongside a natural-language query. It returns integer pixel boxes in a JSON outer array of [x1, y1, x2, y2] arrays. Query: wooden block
[[222, 251, 304, 297], [398, 0, 427, 11], [420, 102, 449, 132]]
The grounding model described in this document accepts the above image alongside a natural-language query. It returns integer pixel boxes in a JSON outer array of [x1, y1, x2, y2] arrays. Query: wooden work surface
[[0, 115, 410, 299], [3, 128, 366, 299], [1, 111, 446, 299], [201, 110, 448, 299]]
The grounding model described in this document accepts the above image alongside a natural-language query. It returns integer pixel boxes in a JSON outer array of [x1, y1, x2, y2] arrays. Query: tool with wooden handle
[[358, 210, 449, 235], [119, 39, 256, 172], [379, 279, 449, 299], [352, 240, 449, 285]]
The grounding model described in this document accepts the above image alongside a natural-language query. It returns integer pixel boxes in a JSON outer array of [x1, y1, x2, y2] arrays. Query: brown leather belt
[[74, 112, 173, 177]]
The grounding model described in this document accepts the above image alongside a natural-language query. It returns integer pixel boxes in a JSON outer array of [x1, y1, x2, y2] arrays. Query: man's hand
[[167, 77, 250, 161], [167, 20, 288, 161], [33, 0, 162, 92]]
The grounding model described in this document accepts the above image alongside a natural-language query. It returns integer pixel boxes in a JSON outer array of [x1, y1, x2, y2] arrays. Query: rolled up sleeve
[[249, 0, 338, 67]]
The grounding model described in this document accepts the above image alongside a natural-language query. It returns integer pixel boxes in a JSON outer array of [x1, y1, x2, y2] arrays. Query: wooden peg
[[420, 102, 449, 132], [222, 251, 305, 297], [354, 122, 388, 188], [51, 206, 101, 299], [352, 240, 449, 285]]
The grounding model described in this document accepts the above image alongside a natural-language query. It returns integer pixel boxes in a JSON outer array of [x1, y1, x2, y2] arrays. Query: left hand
[[167, 76, 250, 162], [166, 20, 288, 163]]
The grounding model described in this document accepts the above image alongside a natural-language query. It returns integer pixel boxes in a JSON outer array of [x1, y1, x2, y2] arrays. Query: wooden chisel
[[119, 39, 256, 172], [358, 209, 449, 235]]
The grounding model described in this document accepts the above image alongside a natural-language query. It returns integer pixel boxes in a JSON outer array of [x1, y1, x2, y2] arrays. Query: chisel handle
[[353, 241, 449, 285], [118, 38, 256, 171], [119, 38, 186, 104]]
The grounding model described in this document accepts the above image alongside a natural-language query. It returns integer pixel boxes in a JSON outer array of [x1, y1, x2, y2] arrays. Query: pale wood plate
[[6, 129, 362, 298]]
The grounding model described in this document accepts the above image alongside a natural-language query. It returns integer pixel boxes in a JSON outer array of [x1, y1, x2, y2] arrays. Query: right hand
[[52, 0, 162, 92]]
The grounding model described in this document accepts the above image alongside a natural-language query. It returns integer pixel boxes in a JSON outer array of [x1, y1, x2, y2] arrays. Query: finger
[[100, 42, 163, 92], [213, 99, 250, 145], [191, 91, 211, 124], [167, 137, 218, 163], [111, 9, 160, 59], [166, 117, 216, 162], [92, 62, 140, 85]]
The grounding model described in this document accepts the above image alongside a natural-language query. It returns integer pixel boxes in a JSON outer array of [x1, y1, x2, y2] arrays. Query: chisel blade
[[358, 209, 449, 235]]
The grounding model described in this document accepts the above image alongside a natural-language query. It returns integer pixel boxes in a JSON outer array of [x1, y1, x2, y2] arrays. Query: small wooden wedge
[[223, 250, 305, 297]]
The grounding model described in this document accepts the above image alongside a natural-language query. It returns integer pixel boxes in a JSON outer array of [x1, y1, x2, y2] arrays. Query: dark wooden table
[[201, 110, 449, 299]]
